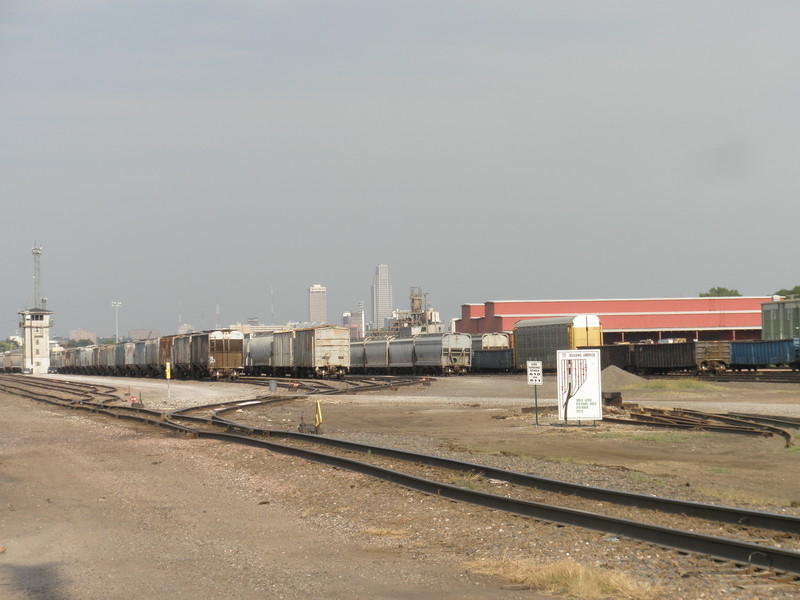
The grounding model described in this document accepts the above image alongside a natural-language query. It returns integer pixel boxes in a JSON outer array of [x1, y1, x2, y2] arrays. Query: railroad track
[[2, 374, 800, 583], [605, 408, 799, 447], [658, 370, 800, 384], [235, 374, 425, 394]]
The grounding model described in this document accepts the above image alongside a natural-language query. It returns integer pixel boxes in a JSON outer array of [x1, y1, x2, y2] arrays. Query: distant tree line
[[63, 337, 123, 348], [1, 339, 20, 352], [700, 286, 800, 298]]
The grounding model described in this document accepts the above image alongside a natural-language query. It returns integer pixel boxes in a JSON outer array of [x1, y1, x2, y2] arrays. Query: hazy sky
[[2, 1, 798, 339]]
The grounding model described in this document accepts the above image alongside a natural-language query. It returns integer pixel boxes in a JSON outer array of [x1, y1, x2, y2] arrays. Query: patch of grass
[[545, 455, 592, 465], [593, 431, 690, 443], [466, 558, 661, 600], [363, 527, 407, 538], [785, 445, 800, 454], [621, 379, 718, 392], [625, 471, 671, 488], [625, 471, 653, 485], [708, 467, 731, 474], [629, 432, 689, 443], [696, 485, 783, 506], [452, 470, 482, 489], [592, 432, 626, 440]]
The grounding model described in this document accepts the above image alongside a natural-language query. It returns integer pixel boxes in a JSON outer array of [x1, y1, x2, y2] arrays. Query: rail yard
[[1, 371, 799, 599]]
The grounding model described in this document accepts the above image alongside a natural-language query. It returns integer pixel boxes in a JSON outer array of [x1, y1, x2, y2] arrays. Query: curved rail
[[4, 374, 800, 576], [604, 407, 796, 447]]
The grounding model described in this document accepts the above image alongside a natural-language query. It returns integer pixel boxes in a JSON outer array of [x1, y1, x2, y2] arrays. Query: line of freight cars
[[346, 332, 472, 375], [38, 327, 474, 379], [583, 339, 800, 374], [50, 327, 353, 380], [1, 349, 23, 373], [52, 330, 246, 379], [468, 315, 800, 375], [470, 315, 604, 372]]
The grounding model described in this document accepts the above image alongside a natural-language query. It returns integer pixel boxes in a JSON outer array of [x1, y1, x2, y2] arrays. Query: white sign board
[[556, 349, 602, 421], [526, 360, 543, 385]]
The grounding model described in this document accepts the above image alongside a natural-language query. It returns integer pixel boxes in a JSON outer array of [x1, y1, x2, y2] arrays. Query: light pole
[[111, 301, 122, 342]]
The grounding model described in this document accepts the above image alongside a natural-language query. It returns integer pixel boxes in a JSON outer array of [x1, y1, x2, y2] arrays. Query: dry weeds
[[466, 558, 663, 599], [362, 527, 408, 538]]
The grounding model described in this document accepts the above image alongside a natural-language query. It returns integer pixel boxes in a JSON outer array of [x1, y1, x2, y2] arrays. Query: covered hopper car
[[350, 333, 472, 375]]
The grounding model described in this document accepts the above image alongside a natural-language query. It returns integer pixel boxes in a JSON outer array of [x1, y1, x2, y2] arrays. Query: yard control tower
[[19, 244, 53, 374]]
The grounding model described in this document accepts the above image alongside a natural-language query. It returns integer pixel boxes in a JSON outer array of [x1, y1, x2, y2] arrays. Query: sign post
[[165, 361, 171, 406], [526, 360, 543, 426]]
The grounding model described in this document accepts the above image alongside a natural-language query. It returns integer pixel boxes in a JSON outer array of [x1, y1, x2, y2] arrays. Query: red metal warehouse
[[454, 297, 775, 343]]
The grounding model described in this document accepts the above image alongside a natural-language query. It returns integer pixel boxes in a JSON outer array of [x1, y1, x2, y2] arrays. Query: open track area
[[1, 372, 799, 599]]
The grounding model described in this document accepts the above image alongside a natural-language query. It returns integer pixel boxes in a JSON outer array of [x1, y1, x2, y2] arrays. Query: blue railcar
[[730, 339, 799, 370]]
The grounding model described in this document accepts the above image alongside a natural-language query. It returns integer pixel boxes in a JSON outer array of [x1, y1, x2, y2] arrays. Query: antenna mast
[[32, 244, 43, 309]]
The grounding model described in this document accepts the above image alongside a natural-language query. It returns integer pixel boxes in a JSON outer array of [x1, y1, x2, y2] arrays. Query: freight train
[[12, 312, 794, 380], [581, 339, 800, 374], [4, 326, 470, 379]]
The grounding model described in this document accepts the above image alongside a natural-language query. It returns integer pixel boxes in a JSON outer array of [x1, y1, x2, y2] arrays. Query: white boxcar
[[246, 334, 274, 375], [97, 344, 115, 374], [272, 330, 295, 372], [133, 341, 147, 374], [50, 348, 65, 371], [172, 334, 193, 377], [415, 333, 472, 374], [294, 326, 350, 378], [144, 338, 160, 376]]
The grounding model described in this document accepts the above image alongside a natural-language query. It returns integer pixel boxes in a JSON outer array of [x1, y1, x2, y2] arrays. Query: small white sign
[[526, 360, 543, 385], [556, 350, 602, 421]]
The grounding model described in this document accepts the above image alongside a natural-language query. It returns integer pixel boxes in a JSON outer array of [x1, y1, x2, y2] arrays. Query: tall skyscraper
[[308, 284, 327, 323], [371, 264, 393, 330]]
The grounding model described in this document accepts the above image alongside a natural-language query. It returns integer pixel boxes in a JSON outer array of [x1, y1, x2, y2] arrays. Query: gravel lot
[[1, 373, 799, 599]]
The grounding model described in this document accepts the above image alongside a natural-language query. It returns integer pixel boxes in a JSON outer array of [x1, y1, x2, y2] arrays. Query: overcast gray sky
[[2, 1, 798, 339]]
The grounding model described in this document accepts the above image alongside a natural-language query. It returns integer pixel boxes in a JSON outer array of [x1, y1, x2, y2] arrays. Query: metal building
[[456, 296, 772, 343], [762, 298, 800, 340]]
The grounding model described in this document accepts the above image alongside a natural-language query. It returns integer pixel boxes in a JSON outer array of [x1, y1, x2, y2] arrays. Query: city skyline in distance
[[2, 4, 797, 339]]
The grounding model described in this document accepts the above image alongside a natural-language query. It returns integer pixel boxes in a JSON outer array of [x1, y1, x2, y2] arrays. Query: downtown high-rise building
[[308, 284, 327, 323], [371, 264, 393, 330]]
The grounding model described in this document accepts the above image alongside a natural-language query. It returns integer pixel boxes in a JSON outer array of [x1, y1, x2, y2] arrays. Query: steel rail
[[728, 413, 800, 427], [6, 377, 800, 574], [205, 413, 800, 535], [177, 426, 800, 575], [669, 409, 794, 447]]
